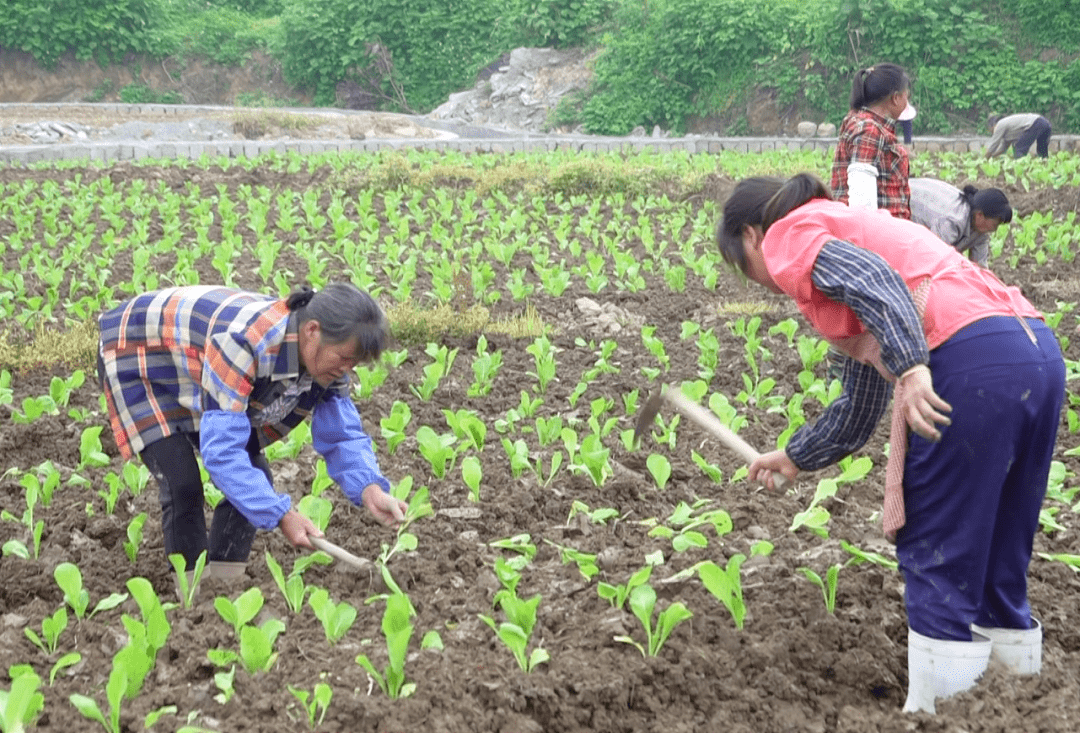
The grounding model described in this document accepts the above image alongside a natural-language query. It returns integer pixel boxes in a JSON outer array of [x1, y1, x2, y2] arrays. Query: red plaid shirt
[[831, 108, 910, 219]]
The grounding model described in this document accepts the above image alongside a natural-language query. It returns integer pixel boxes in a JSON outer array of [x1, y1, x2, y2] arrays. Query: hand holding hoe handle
[[635, 385, 788, 490], [309, 536, 373, 570]]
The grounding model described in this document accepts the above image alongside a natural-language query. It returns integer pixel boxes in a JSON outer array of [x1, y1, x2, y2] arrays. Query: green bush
[[583, 0, 797, 134], [500, 0, 616, 49], [0, 0, 168, 67], [278, 0, 503, 112]]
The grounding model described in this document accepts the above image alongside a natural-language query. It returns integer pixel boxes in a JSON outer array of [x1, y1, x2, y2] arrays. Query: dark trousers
[[140, 430, 271, 570], [1014, 116, 1051, 158], [896, 317, 1064, 640], [899, 119, 913, 145]]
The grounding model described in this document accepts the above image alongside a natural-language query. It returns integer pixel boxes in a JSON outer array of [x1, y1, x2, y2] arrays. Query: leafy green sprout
[[598, 565, 652, 610], [214, 587, 265, 638], [614, 584, 693, 657], [24, 606, 68, 655], [169, 551, 210, 609], [287, 680, 333, 730], [355, 591, 416, 698], [797, 564, 842, 615], [53, 562, 128, 621], [1, 669, 45, 733], [307, 588, 358, 645]]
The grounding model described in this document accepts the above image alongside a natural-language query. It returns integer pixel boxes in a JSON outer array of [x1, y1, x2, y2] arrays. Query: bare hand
[[279, 509, 321, 549], [362, 484, 408, 529], [897, 365, 952, 441], [748, 450, 799, 490]]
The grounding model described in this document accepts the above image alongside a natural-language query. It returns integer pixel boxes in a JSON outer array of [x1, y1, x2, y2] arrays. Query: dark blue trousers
[[1013, 116, 1051, 158], [896, 317, 1064, 640], [141, 430, 269, 569]]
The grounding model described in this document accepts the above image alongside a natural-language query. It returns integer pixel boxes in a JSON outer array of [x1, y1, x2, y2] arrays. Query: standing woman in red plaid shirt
[[831, 63, 913, 220]]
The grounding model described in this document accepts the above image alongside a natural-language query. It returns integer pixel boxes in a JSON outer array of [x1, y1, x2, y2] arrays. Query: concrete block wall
[[1, 103, 1078, 164]]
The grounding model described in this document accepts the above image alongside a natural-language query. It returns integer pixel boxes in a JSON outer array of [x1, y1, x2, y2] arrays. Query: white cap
[[899, 102, 917, 121]]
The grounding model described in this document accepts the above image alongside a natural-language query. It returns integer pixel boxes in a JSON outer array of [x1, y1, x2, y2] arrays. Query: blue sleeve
[[199, 411, 291, 530], [811, 239, 929, 376], [784, 357, 892, 470], [311, 392, 391, 505]]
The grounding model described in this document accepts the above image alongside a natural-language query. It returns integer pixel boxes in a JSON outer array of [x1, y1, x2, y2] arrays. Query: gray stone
[[816, 122, 836, 137], [796, 120, 817, 137]]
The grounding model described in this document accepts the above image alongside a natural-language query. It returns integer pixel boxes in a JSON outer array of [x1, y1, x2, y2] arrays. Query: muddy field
[[1, 160, 1079, 733]]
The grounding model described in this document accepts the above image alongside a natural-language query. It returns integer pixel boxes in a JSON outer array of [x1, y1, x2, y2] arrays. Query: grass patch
[[713, 301, 777, 317], [386, 301, 551, 345], [0, 320, 98, 373], [232, 110, 322, 139]]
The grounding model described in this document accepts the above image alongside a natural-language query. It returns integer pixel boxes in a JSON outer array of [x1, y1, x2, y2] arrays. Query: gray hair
[[287, 283, 389, 361]]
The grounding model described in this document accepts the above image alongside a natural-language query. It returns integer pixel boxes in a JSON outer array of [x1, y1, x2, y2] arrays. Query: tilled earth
[[1, 161, 1079, 733]]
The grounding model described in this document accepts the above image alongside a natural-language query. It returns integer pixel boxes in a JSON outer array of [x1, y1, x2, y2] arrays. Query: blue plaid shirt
[[784, 240, 929, 470]]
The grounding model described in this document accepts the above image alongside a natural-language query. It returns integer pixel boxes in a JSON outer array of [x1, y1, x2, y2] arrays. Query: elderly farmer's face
[[298, 320, 361, 386]]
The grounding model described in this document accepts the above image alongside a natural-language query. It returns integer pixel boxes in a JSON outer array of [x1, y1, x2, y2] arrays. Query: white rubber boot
[[971, 619, 1042, 675], [208, 561, 248, 582], [903, 628, 992, 714]]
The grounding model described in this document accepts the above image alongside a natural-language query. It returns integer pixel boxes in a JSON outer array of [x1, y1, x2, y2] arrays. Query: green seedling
[[238, 618, 286, 674], [170, 551, 210, 609], [566, 500, 619, 525], [69, 649, 133, 733], [615, 584, 693, 657], [49, 652, 81, 686], [54, 562, 127, 621], [597, 565, 652, 610], [525, 334, 558, 394], [215, 587, 265, 637], [308, 588, 358, 645], [577, 433, 611, 487], [489, 533, 537, 570], [533, 418, 561, 446], [840, 539, 898, 571], [213, 665, 236, 704], [297, 494, 333, 532], [123, 512, 148, 563], [501, 437, 532, 479], [443, 408, 487, 451], [421, 630, 444, 650], [2, 540, 29, 559], [1, 670, 45, 733], [142, 703, 178, 730], [379, 401, 412, 454], [288, 681, 333, 730], [266, 553, 306, 614], [798, 564, 842, 614], [694, 556, 748, 629], [355, 591, 416, 698], [479, 578, 547, 673], [310, 459, 334, 497], [461, 456, 482, 502], [416, 426, 457, 479], [24, 606, 67, 655], [77, 426, 111, 469], [691, 450, 723, 482], [1037, 552, 1080, 572], [468, 335, 503, 397], [646, 453, 672, 490], [543, 540, 599, 581]]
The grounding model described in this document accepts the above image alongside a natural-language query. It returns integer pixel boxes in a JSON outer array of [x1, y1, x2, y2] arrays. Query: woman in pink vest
[[716, 173, 1064, 714]]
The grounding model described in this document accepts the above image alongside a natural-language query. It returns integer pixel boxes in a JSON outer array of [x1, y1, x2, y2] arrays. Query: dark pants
[[1014, 116, 1051, 158], [896, 317, 1064, 640], [899, 120, 913, 145], [140, 430, 271, 570]]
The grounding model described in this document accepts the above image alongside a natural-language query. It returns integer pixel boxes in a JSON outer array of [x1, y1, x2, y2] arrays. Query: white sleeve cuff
[[847, 162, 879, 211]]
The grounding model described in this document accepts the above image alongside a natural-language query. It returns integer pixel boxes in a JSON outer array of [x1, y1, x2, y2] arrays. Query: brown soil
[[1, 161, 1079, 733]]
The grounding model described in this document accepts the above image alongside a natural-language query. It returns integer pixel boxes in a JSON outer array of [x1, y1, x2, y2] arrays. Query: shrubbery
[[3, 0, 1078, 132]]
